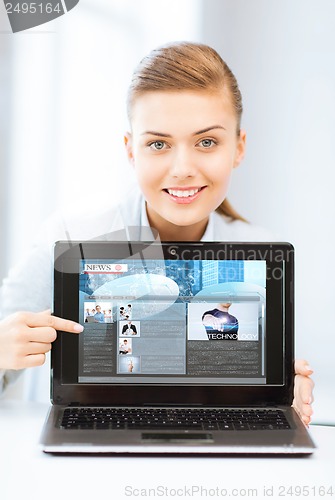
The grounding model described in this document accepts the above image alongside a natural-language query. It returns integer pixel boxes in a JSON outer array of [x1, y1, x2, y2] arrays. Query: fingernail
[[74, 324, 84, 332], [305, 365, 313, 372]]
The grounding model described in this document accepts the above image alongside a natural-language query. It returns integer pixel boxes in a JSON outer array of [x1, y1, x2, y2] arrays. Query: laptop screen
[[54, 241, 293, 400], [78, 257, 266, 385]]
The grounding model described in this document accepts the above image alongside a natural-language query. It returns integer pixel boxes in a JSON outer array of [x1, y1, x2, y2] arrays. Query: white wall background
[[1, 0, 334, 424]]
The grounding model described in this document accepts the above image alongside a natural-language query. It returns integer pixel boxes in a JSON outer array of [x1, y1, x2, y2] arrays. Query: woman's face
[[125, 90, 246, 240]]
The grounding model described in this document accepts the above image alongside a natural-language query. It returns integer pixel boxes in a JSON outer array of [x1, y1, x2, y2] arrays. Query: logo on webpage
[[83, 264, 128, 275]]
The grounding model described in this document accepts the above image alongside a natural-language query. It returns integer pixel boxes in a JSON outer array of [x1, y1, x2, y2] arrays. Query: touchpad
[[141, 433, 213, 443]]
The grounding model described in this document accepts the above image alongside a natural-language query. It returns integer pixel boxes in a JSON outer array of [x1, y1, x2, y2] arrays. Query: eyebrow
[[141, 125, 226, 138], [193, 125, 226, 135], [141, 131, 172, 138]]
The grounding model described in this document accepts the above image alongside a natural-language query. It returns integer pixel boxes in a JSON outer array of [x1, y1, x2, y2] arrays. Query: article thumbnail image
[[84, 301, 113, 324], [118, 356, 141, 374], [188, 303, 259, 341], [119, 320, 141, 337], [118, 303, 133, 320], [119, 338, 132, 355]]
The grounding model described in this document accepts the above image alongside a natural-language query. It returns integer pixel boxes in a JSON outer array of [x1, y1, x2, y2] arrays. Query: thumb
[[294, 359, 313, 375]]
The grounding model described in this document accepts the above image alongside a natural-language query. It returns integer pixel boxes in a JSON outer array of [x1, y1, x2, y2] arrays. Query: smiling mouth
[[164, 187, 205, 198]]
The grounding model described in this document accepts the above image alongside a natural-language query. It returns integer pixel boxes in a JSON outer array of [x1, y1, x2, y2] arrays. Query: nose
[[169, 146, 196, 178]]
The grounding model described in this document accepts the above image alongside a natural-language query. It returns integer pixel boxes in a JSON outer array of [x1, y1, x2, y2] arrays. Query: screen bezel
[[51, 241, 294, 406]]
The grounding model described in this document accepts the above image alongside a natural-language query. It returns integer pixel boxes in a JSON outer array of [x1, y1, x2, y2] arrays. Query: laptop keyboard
[[61, 407, 291, 431]]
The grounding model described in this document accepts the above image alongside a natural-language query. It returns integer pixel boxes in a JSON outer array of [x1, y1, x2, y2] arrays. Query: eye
[[198, 138, 216, 148], [148, 140, 168, 151]]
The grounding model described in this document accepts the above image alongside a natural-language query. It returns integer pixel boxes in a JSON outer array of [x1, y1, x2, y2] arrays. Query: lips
[[163, 186, 206, 204]]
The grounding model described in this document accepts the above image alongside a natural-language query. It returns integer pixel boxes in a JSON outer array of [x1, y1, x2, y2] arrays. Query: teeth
[[167, 188, 200, 198]]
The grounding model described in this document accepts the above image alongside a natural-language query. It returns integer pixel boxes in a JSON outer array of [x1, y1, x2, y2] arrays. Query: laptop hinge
[[66, 403, 280, 408]]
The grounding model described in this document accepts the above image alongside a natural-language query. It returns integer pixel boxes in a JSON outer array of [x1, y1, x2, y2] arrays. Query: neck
[[146, 204, 209, 241], [217, 305, 230, 312]]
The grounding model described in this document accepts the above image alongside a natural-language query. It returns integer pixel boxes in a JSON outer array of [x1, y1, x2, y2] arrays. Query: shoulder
[[203, 309, 216, 315], [211, 211, 280, 242]]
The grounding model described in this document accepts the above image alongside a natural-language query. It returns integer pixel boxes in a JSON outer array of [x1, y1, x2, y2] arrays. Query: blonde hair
[[127, 41, 247, 223]]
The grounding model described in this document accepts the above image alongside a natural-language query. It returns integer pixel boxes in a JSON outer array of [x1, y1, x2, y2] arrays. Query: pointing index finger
[[24, 311, 84, 333], [50, 315, 84, 333]]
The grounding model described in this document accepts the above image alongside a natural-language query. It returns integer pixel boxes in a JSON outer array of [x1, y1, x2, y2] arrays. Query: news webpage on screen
[[77, 258, 266, 385]]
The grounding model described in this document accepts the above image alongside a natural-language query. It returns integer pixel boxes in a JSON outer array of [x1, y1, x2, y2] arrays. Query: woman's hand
[[293, 359, 314, 425], [0, 310, 83, 370]]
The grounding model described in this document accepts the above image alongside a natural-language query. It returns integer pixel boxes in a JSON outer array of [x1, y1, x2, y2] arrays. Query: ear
[[233, 129, 246, 168], [124, 132, 135, 166]]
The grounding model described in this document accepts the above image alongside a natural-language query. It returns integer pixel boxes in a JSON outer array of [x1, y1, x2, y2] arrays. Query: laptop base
[[40, 405, 316, 455]]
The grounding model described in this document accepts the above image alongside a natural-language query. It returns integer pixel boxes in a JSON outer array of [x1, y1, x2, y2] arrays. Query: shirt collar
[[140, 199, 156, 240], [200, 213, 215, 241]]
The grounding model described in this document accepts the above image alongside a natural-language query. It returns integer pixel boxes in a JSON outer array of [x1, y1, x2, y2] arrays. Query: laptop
[[40, 240, 316, 454]]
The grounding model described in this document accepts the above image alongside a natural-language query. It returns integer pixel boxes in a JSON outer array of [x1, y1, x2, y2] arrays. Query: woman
[[0, 42, 313, 424]]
